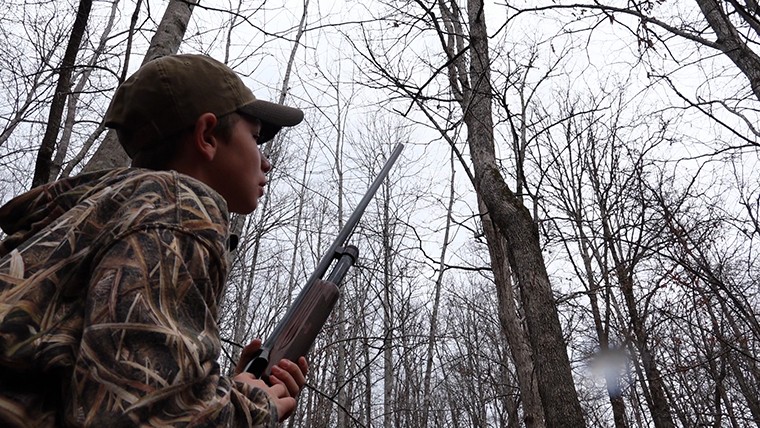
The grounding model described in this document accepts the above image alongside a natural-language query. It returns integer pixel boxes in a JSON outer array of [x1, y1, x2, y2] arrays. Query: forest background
[[1, 0, 759, 427]]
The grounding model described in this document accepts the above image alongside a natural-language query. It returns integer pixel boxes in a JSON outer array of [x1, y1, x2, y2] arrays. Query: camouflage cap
[[105, 54, 303, 158]]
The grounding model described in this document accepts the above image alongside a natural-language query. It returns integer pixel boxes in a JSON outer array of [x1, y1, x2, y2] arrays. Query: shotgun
[[243, 143, 404, 382]]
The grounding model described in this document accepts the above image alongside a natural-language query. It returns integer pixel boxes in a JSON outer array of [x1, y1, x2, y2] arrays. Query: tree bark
[[82, 0, 199, 172], [479, 195, 546, 428], [31, 0, 92, 187], [462, 1, 586, 426], [695, 0, 760, 102]]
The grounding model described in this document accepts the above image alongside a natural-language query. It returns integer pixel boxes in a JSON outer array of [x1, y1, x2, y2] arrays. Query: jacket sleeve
[[70, 225, 276, 427]]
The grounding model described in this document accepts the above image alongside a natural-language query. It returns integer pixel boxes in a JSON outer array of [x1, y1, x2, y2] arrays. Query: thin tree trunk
[[382, 174, 395, 428], [615, 254, 674, 428], [224, 0, 309, 369], [272, 0, 309, 298], [420, 145, 456, 428], [334, 100, 348, 428], [59, 0, 142, 177], [714, 302, 760, 425], [51, 0, 121, 180], [728, 352, 760, 426], [31, 0, 92, 187], [575, 216, 628, 427], [363, 335, 372, 426], [286, 138, 313, 299], [600, 183, 676, 428], [278, 0, 309, 105], [59, 124, 106, 178]]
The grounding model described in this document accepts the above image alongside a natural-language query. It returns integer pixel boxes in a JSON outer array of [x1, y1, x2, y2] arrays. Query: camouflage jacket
[[0, 168, 277, 427]]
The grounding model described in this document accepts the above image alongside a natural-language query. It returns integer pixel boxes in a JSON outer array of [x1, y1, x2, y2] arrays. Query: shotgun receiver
[[243, 143, 404, 382]]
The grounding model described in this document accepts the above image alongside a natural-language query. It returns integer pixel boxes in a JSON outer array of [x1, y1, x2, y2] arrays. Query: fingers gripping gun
[[243, 143, 404, 382]]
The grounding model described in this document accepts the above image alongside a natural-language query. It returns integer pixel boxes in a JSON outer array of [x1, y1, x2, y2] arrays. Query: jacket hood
[[0, 169, 128, 257]]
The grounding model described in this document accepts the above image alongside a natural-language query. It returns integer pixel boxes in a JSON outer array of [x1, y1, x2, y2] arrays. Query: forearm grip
[[244, 279, 340, 382]]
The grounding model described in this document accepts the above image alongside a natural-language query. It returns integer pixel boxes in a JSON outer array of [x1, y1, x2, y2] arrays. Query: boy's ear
[[191, 112, 220, 161]]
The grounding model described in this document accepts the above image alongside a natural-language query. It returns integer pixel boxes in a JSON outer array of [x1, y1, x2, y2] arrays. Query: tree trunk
[[51, 0, 121, 181], [59, 0, 142, 178], [695, 0, 760, 102], [619, 273, 675, 428], [463, 1, 586, 426], [479, 195, 546, 428], [421, 148, 456, 428], [82, 0, 199, 172], [575, 214, 628, 427], [31, 0, 92, 187], [334, 111, 348, 428], [382, 175, 395, 428], [363, 335, 372, 426]]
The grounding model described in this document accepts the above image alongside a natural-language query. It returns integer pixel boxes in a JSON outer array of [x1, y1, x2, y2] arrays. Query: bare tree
[[31, 0, 92, 187], [346, 0, 586, 424], [218, 0, 310, 376], [436, 1, 586, 425], [540, 89, 680, 427], [49, 0, 121, 181], [506, 1, 760, 151], [0, 34, 57, 149], [420, 146, 459, 428], [646, 169, 760, 425]]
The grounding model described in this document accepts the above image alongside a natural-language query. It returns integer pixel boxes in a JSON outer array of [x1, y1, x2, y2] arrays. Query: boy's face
[[207, 115, 272, 214]]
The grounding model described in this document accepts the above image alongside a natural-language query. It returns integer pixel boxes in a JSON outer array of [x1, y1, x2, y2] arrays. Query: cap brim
[[238, 100, 303, 142]]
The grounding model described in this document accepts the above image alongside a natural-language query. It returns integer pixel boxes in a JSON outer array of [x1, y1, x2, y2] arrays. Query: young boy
[[0, 54, 307, 427]]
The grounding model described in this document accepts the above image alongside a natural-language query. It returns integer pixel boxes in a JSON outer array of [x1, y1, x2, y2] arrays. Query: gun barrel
[[307, 143, 404, 284]]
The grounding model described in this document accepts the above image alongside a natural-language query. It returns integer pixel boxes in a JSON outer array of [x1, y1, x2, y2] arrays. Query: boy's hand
[[269, 356, 309, 398], [234, 339, 309, 421]]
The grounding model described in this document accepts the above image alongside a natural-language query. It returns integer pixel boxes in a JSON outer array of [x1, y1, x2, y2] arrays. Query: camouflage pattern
[[0, 168, 277, 427]]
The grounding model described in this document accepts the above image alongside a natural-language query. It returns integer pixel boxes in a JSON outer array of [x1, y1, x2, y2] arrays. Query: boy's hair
[[127, 113, 241, 170]]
